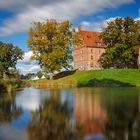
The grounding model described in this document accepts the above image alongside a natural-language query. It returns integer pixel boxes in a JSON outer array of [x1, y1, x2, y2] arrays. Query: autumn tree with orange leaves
[[27, 19, 80, 80]]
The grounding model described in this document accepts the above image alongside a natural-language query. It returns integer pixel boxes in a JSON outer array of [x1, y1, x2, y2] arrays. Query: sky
[[0, 0, 140, 74]]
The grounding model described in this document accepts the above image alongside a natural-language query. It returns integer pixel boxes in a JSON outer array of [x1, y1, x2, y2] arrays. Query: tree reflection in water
[[28, 94, 79, 140], [0, 93, 22, 124], [1, 87, 139, 140], [104, 90, 140, 140]]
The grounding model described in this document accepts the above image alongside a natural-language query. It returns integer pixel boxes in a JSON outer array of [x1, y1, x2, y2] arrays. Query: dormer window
[[96, 42, 101, 46], [87, 35, 91, 39]]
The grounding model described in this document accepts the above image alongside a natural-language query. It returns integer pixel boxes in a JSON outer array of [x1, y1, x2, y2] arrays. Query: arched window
[[90, 62, 93, 67]]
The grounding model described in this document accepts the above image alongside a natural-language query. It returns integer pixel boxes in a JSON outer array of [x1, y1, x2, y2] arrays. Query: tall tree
[[0, 42, 23, 80], [27, 19, 81, 80], [100, 17, 140, 68]]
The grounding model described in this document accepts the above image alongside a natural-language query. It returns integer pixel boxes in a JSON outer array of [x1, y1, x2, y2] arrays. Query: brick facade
[[74, 27, 106, 70]]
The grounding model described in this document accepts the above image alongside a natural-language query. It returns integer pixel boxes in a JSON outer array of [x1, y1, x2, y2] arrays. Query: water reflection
[[27, 91, 79, 140], [74, 88, 107, 140], [0, 93, 22, 124], [103, 89, 140, 140], [0, 87, 139, 140], [0, 92, 25, 140], [15, 87, 51, 111], [74, 88, 140, 140]]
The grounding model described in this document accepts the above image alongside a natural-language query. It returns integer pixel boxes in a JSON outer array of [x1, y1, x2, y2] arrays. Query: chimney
[[78, 25, 82, 31]]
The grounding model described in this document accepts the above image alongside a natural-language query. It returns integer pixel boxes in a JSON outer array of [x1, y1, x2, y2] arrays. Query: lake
[[0, 87, 140, 140]]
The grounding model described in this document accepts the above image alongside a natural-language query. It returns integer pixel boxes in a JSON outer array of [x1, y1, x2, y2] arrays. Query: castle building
[[74, 27, 106, 70]]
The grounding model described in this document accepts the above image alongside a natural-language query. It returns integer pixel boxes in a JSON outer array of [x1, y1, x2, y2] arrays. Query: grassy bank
[[31, 69, 140, 88], [0, 79, 27, 93]]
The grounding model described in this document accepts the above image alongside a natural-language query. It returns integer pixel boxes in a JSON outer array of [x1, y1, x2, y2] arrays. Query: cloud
[[17, 51, 40, 74], [80, 17, 118, 31], [80, 15, 140, 32], [0, 0, 62, 10], [18, 51, 33, 63], [17, 64, 40, 74], [0, 0, 134, 36]]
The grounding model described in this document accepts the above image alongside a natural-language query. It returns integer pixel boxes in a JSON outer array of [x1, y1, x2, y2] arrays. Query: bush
[[0, 79, 26, 93]]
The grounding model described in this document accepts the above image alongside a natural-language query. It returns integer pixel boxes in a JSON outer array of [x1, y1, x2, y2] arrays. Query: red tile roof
[[82, 31, 101, 46], [77, 28, 105, 48]]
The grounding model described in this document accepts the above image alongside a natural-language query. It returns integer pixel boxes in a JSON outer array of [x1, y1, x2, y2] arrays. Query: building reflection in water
[[74, 88, 140, 140], [74, 88, 107, 139]]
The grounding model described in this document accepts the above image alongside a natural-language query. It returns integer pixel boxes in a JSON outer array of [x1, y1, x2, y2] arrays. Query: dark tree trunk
[[50, 72, 54, 80], [3, 71, 8, 80]]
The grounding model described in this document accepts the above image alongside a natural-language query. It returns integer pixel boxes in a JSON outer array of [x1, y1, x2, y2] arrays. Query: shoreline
[[29, 69, 140, 88], [0, 69, 140, 91]]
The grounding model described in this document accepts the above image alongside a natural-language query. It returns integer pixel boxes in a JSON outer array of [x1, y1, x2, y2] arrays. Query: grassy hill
[[31, 69, 140, 88]]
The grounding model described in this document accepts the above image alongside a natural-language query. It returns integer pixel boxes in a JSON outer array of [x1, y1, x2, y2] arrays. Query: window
[[90, 62, 93, 67], [91, 49, 94, 53], [87, 35, 91, 39], [91, 55, 93, 60], [96, 42, 101, 46]]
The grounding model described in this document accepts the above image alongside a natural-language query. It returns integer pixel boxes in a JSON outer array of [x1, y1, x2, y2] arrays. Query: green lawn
[[74, 69, 140, 87], [32, 69, 140, 88]]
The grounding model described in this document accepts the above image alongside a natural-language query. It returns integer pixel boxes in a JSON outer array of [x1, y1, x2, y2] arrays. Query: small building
[[41, 75, 46, 79], [74, 27, 106, 70], [31, 76, 39, 80]]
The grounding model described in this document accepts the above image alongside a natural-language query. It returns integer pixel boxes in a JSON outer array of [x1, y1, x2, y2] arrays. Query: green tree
[[21, 73, 36, 79], [36, 70, 43, 79], [27, 19, 81, 80], [8, 68, 20, 79], [100, 17, 140, 68], [0, 42, 23, 80]]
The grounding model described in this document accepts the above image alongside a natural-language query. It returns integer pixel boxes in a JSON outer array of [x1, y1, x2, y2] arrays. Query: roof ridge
[[80, 30, 101, 34]]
